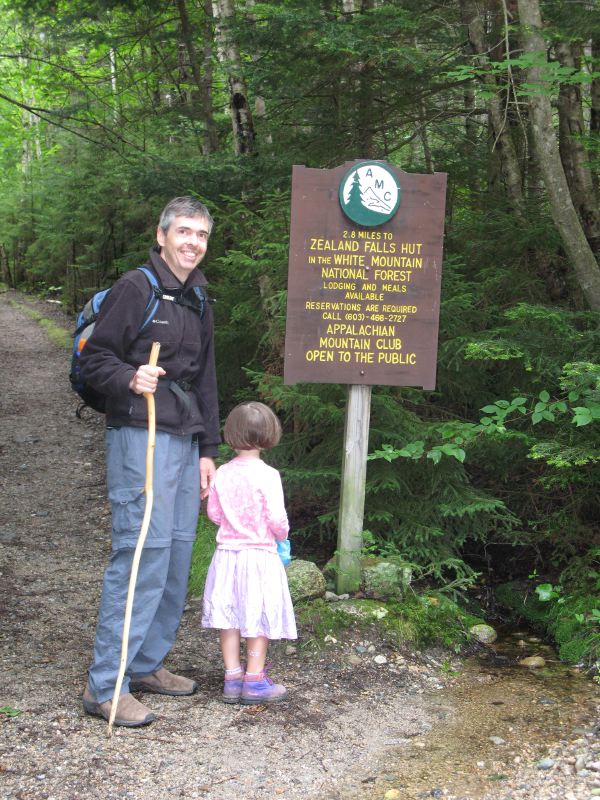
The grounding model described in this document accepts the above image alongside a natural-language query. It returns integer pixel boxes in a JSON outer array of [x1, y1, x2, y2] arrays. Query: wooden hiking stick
[[108, 341, 161, 736]]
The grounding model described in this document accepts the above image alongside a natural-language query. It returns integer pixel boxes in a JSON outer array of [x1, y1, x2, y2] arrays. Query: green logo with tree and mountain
[[339, 161, 401, 226]]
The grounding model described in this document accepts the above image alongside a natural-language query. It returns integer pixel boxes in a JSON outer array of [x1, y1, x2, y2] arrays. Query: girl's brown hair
[[223, 401, 282, 451]]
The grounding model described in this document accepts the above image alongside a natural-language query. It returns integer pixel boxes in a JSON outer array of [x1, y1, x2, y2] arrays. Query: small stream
[[361, 628, 599, 799]]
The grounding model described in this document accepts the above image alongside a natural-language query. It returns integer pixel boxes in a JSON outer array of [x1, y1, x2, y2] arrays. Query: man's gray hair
[[158, 196, 214, 235]]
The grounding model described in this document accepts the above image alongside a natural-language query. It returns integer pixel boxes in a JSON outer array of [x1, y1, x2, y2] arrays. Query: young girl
[[202, 401, 297, 704]]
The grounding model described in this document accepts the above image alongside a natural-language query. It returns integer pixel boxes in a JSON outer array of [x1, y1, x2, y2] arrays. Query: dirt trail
[[0, 290, 598, 800]]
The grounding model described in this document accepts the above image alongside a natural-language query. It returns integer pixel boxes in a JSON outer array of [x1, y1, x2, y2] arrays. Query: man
[[80, 197, 220, 727]]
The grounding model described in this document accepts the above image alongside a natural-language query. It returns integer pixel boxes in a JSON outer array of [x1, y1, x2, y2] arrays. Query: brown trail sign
[[283, 161, 447, 592]]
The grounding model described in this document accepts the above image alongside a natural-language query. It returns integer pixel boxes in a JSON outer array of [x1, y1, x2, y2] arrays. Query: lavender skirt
[[201, 548, 297, 640]]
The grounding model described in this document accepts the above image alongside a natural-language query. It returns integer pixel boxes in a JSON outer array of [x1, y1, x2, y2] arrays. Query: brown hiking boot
[[129, 667, 198, 696], [82, 686, 156, 727]]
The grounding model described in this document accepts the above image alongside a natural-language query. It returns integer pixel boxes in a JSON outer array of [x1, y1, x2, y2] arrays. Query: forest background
[[0, 0, 598, 667]]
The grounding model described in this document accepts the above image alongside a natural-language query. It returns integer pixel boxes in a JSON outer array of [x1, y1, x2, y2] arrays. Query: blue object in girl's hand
[[277, 539, 291, 566]]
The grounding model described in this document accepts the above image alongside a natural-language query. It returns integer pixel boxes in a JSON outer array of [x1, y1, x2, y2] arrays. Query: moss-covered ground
[[294, 593, 485, 653], [10, 301, 72, 350]]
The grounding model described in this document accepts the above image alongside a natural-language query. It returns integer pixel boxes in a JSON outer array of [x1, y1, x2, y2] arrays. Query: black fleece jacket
[[79, 247, 220, 456]]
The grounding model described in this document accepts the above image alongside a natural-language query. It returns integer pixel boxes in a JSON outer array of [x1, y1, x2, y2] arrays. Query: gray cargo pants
[[87, 427, 200, 703]]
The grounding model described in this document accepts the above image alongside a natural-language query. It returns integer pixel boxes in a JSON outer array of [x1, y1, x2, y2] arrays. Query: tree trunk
[[419, 99, 434, 173], [0, 243, 12, 289], [463, 84, 481, 193], [555, 40, 600, 252], [413, 38, 433, 172], [109, 48, 120, 125], [517, 0, 600, 310], [212, 0, 256, 155], [19, 57, 42, 172], [356, 0, 376, 158], [590, 34, 600, 197], [460, 0, 524, 216], [175, 0, 218, 155], [591, 35, 600, 138]]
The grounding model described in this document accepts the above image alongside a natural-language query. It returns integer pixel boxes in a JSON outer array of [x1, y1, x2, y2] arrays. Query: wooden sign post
[[284, 161, 447, 593], [338, 383, 372, 592]]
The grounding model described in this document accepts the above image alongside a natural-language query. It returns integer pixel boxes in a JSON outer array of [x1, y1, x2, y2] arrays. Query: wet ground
[[348, 630, 600, 800]]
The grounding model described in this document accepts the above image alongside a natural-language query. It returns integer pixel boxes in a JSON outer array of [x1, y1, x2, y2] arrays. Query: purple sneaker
[[222, 669, 244, 704], [240, 671, 288, 705]]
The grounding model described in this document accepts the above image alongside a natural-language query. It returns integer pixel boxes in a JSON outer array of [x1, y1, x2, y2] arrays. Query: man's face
[[156, 214, 210, 282]]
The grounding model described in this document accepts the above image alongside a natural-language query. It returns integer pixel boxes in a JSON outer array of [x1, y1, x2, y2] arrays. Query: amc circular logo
[[339, 161, 401, 227]]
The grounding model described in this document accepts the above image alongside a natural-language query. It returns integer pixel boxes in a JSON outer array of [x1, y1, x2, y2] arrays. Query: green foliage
[[495, 561, 600, 668], [188, 514, 217, 598], [371, 288, 600, 573], [447, 53, 600, 97], [364, 398, 518, 583], [0, 705, 22, 718], [534, 583, 562, 603], [208, 192, 292, 407]]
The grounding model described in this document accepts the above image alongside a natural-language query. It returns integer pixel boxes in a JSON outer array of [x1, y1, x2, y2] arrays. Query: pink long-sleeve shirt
[[206, 456, 289, 551]]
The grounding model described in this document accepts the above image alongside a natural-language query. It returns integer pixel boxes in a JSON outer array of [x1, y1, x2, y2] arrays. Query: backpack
[[70, 266, 207, 415]]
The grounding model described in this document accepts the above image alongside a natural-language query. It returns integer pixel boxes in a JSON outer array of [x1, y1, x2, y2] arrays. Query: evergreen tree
[[346, 170, 363, 218]]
